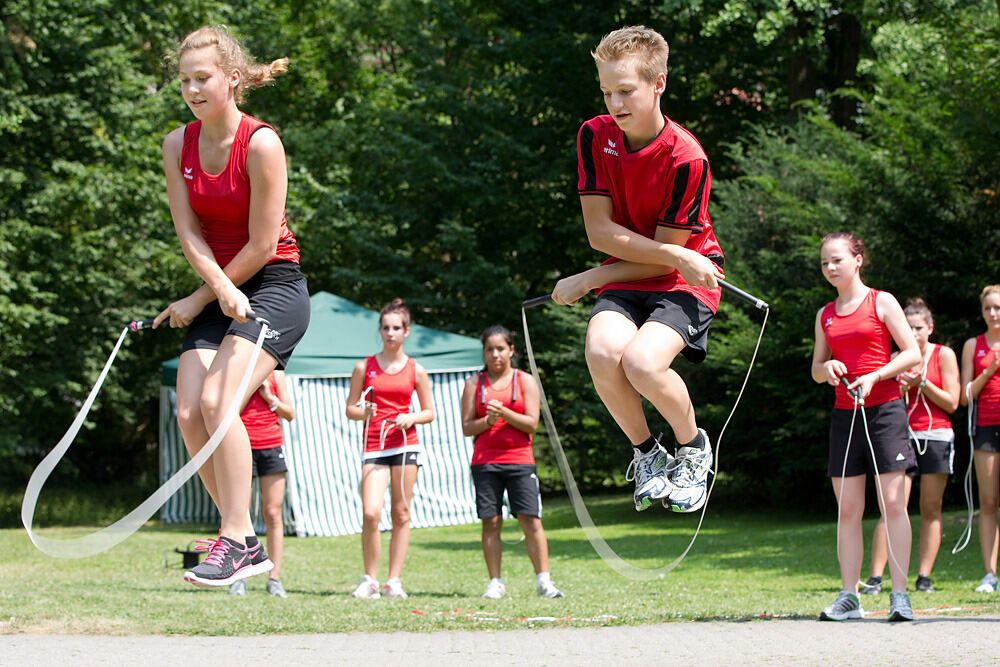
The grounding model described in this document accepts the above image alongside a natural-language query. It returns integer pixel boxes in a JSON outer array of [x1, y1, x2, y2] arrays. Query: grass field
[[2, 495, 998, 635]]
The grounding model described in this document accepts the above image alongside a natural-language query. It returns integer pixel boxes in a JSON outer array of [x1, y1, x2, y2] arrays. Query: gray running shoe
[[860, 575, 882, 595], [887, 591, 914, 622], [266, 578, 288, 598], [228, 579, 246, 596], [975, 572, 998, 593], [537, 578, 565, 598], [666, 430, 713, 513], [819, 591, 863, 621], [625, 444, 674, 511], [915, 574, 934, 593]]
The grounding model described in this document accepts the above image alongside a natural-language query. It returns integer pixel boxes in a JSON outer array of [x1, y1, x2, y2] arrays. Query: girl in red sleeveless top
[[345, 299, 434, 599], [461, 325, 564, 599], [865, 299, 959, 595], [960, 284, 1000, 593], [152, 26, 310, 588], [810, 232, 920, 621]]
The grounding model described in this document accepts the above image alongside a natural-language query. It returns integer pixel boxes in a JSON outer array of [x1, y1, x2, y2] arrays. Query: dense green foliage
[[1, 1, 997, 505]]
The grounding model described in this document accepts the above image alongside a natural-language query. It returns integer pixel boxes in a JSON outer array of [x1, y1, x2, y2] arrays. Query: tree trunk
[[827, 12, 862, 127]]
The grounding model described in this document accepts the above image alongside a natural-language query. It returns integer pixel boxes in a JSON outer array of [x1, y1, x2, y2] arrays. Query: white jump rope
[[521, 279, 769, 580], [21, 314, 270, 558], [357, 384, 414, 527]]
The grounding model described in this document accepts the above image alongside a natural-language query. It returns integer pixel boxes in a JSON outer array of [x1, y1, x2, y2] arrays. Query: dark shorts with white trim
[[365, 451, 423, 467], [251, 446, 288, 477], [911, 436, 954, 476], [472, 463, 541, 519], [590, 289, 714, 363], [828, 399, 916, 477], [181, 261, 310, 369]]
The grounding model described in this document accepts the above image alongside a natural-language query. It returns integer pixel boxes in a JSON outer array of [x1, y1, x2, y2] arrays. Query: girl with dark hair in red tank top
[[345, 299, 435, 599], [810, 232, 920, 622], [152, 26, 310, 588]]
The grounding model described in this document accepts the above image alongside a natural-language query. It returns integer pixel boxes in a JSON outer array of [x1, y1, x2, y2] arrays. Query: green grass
[[2, 496, 997, 635]]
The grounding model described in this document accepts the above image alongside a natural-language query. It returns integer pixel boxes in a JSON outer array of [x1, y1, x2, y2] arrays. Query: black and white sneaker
[[860, 575, 882, 595], [915, 574, 935, 593]]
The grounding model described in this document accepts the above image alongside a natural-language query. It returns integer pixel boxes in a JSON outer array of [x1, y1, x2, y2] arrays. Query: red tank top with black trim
[[180, 113, 300, 268], [905, 344, 952, 431], [973, 335, 1000, 426], [471, 370, 534, 465], [241, 374, 283, 450], [362, 355, 419, 456], [821, 289, 900, 409]]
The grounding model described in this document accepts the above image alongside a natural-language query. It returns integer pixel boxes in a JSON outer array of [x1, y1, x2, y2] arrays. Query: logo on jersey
[[977, 349, 986, 358], [368, 371, 377, 378], [183, 167, 193, 180], [824, 317, 833, 328], [603, 138, 619, 157]]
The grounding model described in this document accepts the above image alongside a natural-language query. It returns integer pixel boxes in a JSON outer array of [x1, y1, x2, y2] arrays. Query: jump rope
[[521, 278, 769, 580], [355, 383, 416, 527], [21, 313, 271, 558]]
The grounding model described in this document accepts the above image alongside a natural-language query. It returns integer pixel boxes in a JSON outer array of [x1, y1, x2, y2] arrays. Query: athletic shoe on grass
[[266, 578, 288, 598], [537, 579, 565, 598], [860, 575, 882, 595], [626, 444, 673, 511], [819, 591, 863, 621], [228, 579, 247, 596], [975, 573, 998, 593], [915, 574, 935, 593], [887, 591, 914, 622], [183, 536, 271, 588], [351, 575, 380, 599], [482, 579, 506, 599], [666, 430, 713, 513], [383, 577, 408, 599]]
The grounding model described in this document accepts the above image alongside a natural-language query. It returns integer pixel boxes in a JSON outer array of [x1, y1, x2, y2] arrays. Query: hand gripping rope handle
[[523, 278, 770, 312], [521, 279, 769, 580], [22, 312, 270, 559]]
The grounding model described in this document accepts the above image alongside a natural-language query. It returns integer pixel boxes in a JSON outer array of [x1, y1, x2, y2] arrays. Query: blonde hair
[[173, 26, 287, 105], [981, 285, 1000, 305], [592, 26, 669, 84]]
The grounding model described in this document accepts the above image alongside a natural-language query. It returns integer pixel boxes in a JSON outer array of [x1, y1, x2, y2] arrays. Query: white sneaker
[[626, 444, 674, 511], [383, 577, 408, 599], [537, 579, 565, 598], [666, 429, 713, 513], [351, 574, 380, 599], [482, 579, 506, 599], [975, 573, 998, 593]]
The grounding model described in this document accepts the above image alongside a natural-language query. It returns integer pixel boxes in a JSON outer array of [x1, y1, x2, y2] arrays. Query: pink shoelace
[[201, 538, 231, 567]]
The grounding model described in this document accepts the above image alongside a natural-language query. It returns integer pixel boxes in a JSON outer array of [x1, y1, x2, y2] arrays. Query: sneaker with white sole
[[665, 430, 713, 513], [228, 579, 247, 596], [859, 575, 882, 595], [887, 591, 914, 622], [383, 577, 408, 599], [183, 536, 271, 588], [537, 579, 565, 598], [975, 572, 998, 593], [266, 578, 288, 598], [351, 574, 380, 599], [482, 578, 506, 599], [626, 444, 674, 511], [819, 590, 863, 621], [915, 574, 934, 593]]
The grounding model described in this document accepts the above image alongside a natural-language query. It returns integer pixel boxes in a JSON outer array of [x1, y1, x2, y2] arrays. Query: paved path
[[5, 616, 1000, 665]]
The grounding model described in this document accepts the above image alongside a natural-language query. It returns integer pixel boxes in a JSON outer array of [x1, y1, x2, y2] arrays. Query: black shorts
[[366, 451, 423, 467], [828, 400, 916, 477], [181, 261, 310, 369], [973, 424, 1000, 453], [911, 436, 954, 475], [471, 463, 541, 519], [590, 289, 715, 363], [251, 446, 288, 477]]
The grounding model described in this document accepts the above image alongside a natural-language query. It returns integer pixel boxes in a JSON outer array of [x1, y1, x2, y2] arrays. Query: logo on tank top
[[368, 371, 377, 378], [977, 349, 986, 358], [824, 317, 833, 328], [183, 167, 193, 180]]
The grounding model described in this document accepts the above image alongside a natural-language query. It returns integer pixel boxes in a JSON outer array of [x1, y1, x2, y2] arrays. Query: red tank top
[[905, 344, 952, 431], [821, 289, 900, 408], [973, 335, 1000, 426], [241, 375, 283, 450], [180, 113, 300, 268], [362, 355, 420, 457], [471, 370, 534, 465]]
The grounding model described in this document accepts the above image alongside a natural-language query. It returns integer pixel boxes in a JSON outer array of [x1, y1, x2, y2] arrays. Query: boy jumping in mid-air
[[551, 25, 725, 513]]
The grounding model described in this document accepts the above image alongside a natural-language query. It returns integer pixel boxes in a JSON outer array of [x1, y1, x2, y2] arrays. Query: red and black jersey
[[181, 112, 300, 269], [577, 114, 724, 312]]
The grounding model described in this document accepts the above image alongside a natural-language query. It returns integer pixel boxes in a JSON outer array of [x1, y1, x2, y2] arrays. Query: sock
[[490, 577, 503, 584], [536, 572, 551, 585], [679, 430, 706, 451], [245, 535, 259, 548], [634, 435, 657, 454]]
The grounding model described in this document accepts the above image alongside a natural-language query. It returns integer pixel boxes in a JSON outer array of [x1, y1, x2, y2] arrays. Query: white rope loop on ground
[[521, 302, 768, 581], [22, 320, 269, 558]]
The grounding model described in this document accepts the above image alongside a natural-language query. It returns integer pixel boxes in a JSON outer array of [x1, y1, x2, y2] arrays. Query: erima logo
[[368, 371, 377, 378], [977, 349, 986, 357], [183, 167, 193, 180], [608, 139, 616, 148], [688, 325, 698, 336], [603, 138, 618, 157], [824, 317, 833, 328], [264, 328, 281, 340]]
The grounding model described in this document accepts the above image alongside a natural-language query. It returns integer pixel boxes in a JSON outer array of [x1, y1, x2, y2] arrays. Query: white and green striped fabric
[[159, 369, 482, 537]]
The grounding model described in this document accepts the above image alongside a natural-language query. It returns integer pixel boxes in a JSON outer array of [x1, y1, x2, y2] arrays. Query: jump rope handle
[[522, 294, 553, 309], [840, 376, 862, 401], [129, 310, 268, 332], [718, 279, 769, 311]]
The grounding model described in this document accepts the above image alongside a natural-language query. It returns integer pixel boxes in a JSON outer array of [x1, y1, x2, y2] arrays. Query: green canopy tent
[[159, 291, 485, 536]]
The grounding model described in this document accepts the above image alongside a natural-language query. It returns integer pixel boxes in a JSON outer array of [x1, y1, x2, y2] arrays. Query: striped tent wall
[[159, 369, 482, 537]]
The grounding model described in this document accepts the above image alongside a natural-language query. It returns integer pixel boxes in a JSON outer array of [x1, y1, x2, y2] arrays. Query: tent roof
[[160, 291, 482, 385]]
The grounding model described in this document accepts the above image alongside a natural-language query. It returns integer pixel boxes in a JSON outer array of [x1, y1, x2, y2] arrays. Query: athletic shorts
[[251, 446, 288, 477], [365, 451, 423, 467], [973, 424, 1000, 453], [181, 261, 310, 369], [591, 289, 714, 363], [471, 463, 541, 519], [911, 436, 955, 476], [828, 400, 916, 477]]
